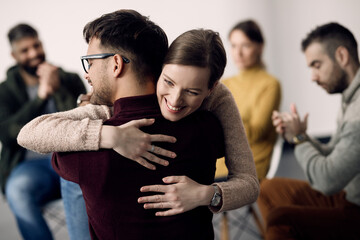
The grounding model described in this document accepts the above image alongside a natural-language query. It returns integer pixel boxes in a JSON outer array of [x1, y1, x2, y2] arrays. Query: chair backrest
[[266, 136, 284, 179]]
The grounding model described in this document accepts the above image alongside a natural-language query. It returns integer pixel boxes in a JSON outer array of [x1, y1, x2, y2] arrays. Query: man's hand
[[138, 176, 214, 216], [37, 62, 60, 99], [272, 104, 309, 143], [272, 110, 285, 135], [100, 118, 177, 170]]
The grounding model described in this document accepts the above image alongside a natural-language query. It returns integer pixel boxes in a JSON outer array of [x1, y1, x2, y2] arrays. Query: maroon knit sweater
[[52, 94, 224, 240]]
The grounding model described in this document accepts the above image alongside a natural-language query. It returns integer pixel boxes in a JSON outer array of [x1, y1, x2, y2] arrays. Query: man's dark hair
[[164, 29, 226, 89], [8, 23, 38, 44], [83, 9, 168, 83], [301, 22, 359, 63]]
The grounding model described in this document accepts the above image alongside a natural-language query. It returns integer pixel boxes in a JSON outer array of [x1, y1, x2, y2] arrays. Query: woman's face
[[229, 29, 263, 70], [157, 64, 211, 122]]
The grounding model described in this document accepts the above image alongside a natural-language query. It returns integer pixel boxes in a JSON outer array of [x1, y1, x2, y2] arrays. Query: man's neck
[[113, 76, 156, 101], [348, 63, 360, 83], [19, 67, 39, 86]]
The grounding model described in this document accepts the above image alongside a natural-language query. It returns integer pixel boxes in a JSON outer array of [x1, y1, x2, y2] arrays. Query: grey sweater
[[295, 69, 360, 206]]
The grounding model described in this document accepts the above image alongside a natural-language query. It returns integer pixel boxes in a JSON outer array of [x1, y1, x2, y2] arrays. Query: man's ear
[[335, 46, 349, 68], [112, 54, 125, 77], [11, 51, 16, 60]]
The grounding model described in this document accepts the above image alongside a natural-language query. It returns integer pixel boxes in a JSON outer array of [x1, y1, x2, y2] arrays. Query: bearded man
[[0, 23, 86, 240]]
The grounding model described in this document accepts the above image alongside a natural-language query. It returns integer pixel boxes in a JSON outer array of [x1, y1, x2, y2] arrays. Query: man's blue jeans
[[60, 178, 90, 240], [5, 158, 60, 240]]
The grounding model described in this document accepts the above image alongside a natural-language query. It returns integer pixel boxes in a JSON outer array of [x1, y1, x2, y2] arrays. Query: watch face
[[297, 134, 305, 141], [211, 194, 221, 206], [293, 134, 306, 144]]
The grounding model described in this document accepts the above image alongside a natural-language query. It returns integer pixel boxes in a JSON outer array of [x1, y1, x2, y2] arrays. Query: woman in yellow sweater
[[222, 20, 281, 181]]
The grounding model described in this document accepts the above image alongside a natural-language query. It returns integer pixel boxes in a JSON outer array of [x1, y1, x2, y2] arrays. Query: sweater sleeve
[[246, 79, 281, 143], [17, 104, 112, 153], [294, 120, 360, 195], [0, 92, 48, 147], [201, 83, 259, 212]]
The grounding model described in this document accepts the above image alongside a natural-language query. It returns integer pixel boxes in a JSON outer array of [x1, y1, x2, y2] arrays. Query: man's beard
[[19, 54, 45, 77], [89, 81, 114, 106], [329, 67, 349, 94]]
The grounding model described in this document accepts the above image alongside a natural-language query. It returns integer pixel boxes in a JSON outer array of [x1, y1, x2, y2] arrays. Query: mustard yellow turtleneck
[[221, 67, 281, 180]]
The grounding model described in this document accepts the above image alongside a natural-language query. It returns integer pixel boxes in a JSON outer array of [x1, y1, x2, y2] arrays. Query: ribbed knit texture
[[18, 104, 111, 153], [222, 67, 281, 180]]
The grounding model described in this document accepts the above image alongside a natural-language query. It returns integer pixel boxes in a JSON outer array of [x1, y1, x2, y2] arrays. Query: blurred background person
[[260, 22, 360, 240], [0, 23, 86, 240], [222, 19, 281, 181]]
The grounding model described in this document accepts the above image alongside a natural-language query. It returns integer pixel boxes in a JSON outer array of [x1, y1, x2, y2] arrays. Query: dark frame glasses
[[80, 53, 130, 73]]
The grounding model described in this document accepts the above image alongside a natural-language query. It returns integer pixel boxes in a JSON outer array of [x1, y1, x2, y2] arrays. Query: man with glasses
[[0, 23, 86, 240], [81, 53, 130, 74], [19, 9, 226, 239]]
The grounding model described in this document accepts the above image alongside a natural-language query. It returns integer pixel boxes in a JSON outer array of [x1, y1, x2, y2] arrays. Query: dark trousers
[[258, 178, 360, 240]]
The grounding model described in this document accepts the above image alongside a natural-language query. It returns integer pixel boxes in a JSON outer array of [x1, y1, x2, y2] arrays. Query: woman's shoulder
[[200, 83, 233, 111]]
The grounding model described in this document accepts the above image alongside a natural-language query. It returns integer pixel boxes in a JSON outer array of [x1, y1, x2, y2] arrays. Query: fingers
[[148, 145, 176, 159], [138, 194, 185, 216], [134, 157, 156, 170], [162, 175, 185, 184], [142, 151, 169, 167], [129, 118, 156, 128], [140, 184, 169, 193], [120, 119, 154, 129], [122, 119, 177, 143], [272, 110, 280, 120], [138, 194, 165, 203], [37, 62, 58, 77], [272, 117, 283, 127], [281, 112, 292, 122], [303, 113, 309, 123], [150, 134, 177, 144], [303, 113, 309, 130], [272, 111, 284, 128], [143, 202, 173, 210], [155, 209, 183, 217], [290, 103, 298, 114], [275, 125, 285, 134]]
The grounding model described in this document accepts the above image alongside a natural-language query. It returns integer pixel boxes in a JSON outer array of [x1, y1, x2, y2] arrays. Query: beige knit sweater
[[17, 83, 259, 212]]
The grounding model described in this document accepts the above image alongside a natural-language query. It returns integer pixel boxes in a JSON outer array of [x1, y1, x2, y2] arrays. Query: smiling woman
[[157, 64, 211, 122], [17, 22, 258, 239]]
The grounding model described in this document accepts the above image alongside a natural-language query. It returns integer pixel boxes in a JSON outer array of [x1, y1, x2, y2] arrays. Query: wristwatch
[[210, 185, 222, 207], [292, 133, 307, 145]]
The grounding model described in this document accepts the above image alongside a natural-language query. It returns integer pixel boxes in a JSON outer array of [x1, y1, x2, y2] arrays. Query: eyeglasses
[[80, 53, 130, 73]]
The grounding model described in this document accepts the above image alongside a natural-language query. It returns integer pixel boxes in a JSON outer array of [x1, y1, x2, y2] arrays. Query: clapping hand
[[37, 62, 60, 99], [272, 103, 309, 143]]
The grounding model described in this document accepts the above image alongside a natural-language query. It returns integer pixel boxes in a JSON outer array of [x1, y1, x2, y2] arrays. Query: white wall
[[1, 0, 359, 136]]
